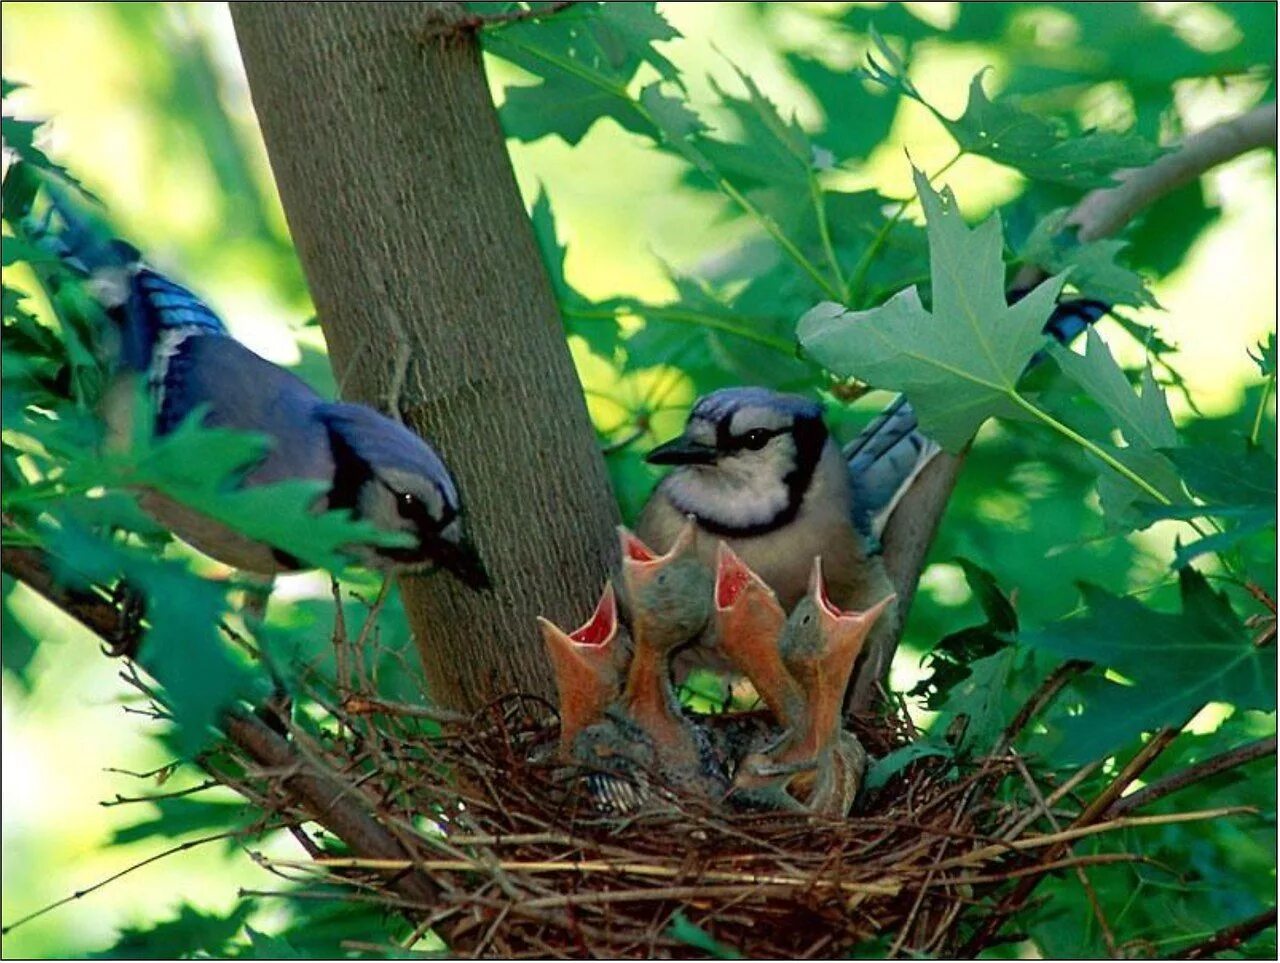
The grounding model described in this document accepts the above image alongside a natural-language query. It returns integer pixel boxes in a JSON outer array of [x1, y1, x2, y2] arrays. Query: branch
[[418, 0, 579, 38], [1070, 101, 1277, 243], [0, 533, 440, 913], [1111, 735, 1276, 817], [2, 542, 129, 641], [1182, 907, 1277, 959], [962, 724, 1185, 955], [1016, 101, 1277, 289], [993, 659, 1090, 758]]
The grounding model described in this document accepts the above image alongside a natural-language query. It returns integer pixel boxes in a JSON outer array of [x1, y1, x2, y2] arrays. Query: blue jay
[[636, 297, 1108, 690], [42, 192, 489, 587]]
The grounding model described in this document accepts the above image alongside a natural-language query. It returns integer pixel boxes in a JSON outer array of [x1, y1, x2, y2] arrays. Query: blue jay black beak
[[645, 434, 718, 466], [433, 536, 493, 590]]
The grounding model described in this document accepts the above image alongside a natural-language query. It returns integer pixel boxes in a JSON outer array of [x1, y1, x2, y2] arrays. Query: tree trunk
[[231, 1, 620, 710]]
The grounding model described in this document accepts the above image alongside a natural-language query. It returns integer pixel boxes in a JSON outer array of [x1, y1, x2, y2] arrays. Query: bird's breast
[[138, 491, 292, 575]]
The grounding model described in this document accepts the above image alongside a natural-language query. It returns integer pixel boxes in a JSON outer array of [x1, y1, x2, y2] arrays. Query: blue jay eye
[[742, 429, 771, 450]]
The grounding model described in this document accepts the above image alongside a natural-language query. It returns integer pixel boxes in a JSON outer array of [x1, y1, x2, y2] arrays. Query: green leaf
[[862, 45, 1162, 188], [667, 912, 743, 960], [242, 927, 303, 959], [92, 903, 255, 959], [1051, 330, 1178, 450], [1, 114, 90, 194], [1, 234, 59, 267], [786, 53, 898, 163], [1139, 444, 1278, 565], [110, 796, 246, 847], [1251, 332, 1277, 377], [58, 407, 413, 572], [798, 168, 1065, 451], [1, 575, 40, 689], [1166, 444, 1277, 509], [1027, 568, 1276, 729], [1048, 329, 1191, 527], [942, 73, 1163, 188], [1020, 207, 1156, 308], [913, 559, 1018, 708], [1041, 672, 1179, 764], [47, 520, 255, 755], [929, 646, 1022, 756], [864, 740, 953, 791], [486, 2, 679, 145], [692, 69, 814, 191]]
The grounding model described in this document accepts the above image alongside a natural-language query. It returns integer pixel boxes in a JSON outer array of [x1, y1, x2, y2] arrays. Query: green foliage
[[863, 740, 953, 792], [1019, 207, 1156, 307], [667, 911, 744, 960], [1031, 568, 1275, 731], [484, 4, 1275, 956], [911, 559, 1018, 710], [798, 168, 1067, 451], [3, 3, 1277, 959], [487, 2, 680, 144], [863, 37, 1164, 189], [90, 903, 255, 960]]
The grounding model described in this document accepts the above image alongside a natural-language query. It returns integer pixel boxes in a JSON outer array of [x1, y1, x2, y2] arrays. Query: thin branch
[[1011, 752, 1119, 957], [0, 532, 442, 915], [419, 0, 579, 38], [1070, 102, 1277, 244], [1015, 101, 1277, 290], [341, 694, 470, 724], [994, 659, 1090, 757], [1182, 907, 1277, 959], [962, 724, 1188, 955], [1111, 735, 1276, 817], [1, 831, 242, 935], [100, 780, 222, 808]]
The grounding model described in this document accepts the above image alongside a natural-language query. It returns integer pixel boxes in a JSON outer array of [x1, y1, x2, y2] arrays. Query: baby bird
[[537, 582, 627, 757], [539, 586, 654, 814], [613, 522, 727, 803], [713, 542, 801, 733], [731, 559, 893, 816]]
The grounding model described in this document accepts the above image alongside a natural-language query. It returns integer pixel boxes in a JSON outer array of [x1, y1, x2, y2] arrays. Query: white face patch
[[665, 432, 798, 530], [376, 466, 449, 524]]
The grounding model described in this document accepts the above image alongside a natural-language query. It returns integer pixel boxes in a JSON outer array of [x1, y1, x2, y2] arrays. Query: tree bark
[[231, 1, 620, 710]]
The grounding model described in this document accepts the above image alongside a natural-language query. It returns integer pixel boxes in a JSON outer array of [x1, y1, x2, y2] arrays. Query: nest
[[186, 584, 1247, 959], [209, 675, 1141, 959]]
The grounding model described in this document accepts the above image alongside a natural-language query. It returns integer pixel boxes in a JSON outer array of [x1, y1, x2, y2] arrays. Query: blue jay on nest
[[42, 189, 489, 589], [636, 298, 1107, 695]]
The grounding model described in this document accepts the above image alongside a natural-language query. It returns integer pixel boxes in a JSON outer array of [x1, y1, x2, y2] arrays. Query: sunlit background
[[2, 2, 1274, 956]]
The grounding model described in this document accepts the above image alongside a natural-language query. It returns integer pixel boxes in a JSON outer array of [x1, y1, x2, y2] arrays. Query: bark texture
[[231, 2, 620, 710]]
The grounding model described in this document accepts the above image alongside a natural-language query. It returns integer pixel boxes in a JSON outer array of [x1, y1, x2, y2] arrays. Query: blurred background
[[2, 2, 1274, 956]]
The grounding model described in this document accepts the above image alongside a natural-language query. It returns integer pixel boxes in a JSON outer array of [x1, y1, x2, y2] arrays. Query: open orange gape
[[537, 516, 895, 817]]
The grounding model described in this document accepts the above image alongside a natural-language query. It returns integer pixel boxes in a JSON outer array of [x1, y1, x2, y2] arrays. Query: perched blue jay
[[637, 297, 1107, 694], [42, 192, 489, 587]]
